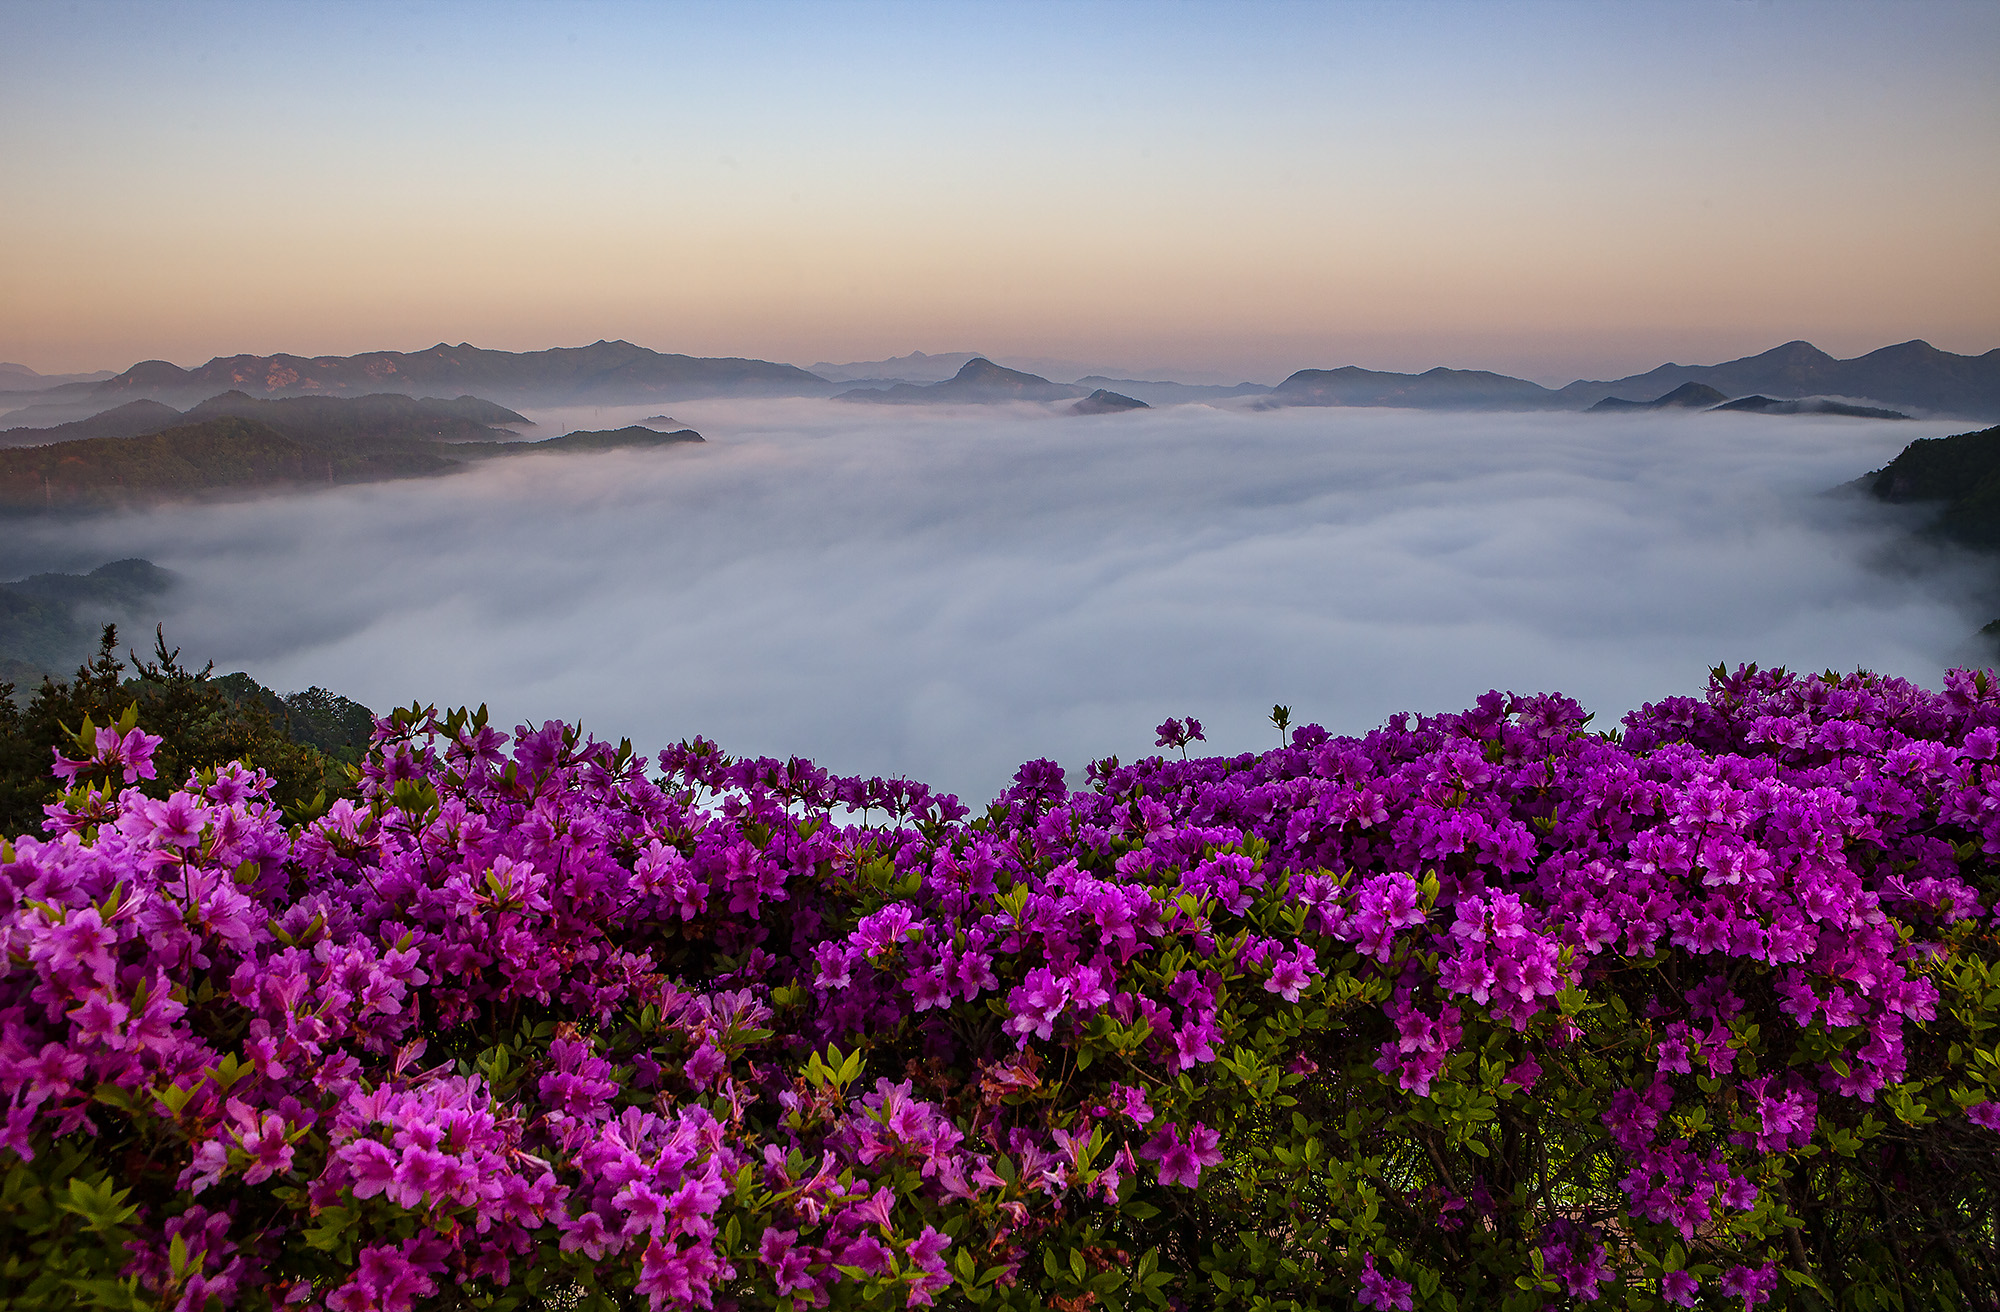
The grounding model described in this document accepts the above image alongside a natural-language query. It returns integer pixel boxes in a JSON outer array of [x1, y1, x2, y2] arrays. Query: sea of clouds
[[3, 400, 1989, 805]]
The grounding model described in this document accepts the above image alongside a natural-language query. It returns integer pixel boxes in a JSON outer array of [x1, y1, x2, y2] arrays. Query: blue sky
[[4, 0, 1995, 380]]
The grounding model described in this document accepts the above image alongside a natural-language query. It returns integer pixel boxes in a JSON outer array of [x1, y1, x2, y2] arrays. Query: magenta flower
[[1142, 1122, 1222, 1189], [96, 725, 162, 784], [1721, 1262, 1778, 1308], [1358, 1253, 1413, 1311], [682, 1041, 728, 1090], [6, 666, 1999, 1309], [1263, 944, 1317, 1002], [328, 1243, 436, 1312], [1109, 1083, 1155, 1126], [758, 1228, 816, 1294], [904, 1226, 952, 1305]]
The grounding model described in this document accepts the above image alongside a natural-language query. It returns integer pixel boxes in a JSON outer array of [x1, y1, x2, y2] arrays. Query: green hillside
[[1869, 423, 2000, 547], [0, 390, 701, 510], [0, 627, 371, 837], [0, 559, 176, 683], [0, 416, 458, 510]]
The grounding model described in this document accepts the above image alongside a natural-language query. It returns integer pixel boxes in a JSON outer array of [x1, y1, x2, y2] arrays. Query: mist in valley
[[0, 400, 1985, 806]]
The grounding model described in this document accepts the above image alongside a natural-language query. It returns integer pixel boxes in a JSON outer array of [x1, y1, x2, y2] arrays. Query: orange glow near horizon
[[3, 2, 1995, 384]]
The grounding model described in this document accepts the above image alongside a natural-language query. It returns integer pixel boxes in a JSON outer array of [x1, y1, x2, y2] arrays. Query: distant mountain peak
[[1070, 389, 1149, 416], [804, 350, 993, 384], [1586, 381, 1731, 413], [1758, 340, 1838, 364], [1558, 338, 1997, 419], [69, 343, 830, 411], [835, 357, 1085, 405], [121, 360, 194, 385], [951, 357, 1046, 386]]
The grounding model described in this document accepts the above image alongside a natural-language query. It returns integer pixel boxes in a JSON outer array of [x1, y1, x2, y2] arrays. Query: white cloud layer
[[4, 401, 1989, 805]]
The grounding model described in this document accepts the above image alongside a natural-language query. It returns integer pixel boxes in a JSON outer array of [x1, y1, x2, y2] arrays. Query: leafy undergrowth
[[3, 664, 1998, 1310]]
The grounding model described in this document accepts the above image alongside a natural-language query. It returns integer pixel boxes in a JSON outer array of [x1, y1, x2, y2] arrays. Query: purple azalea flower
[[1358, 1254, 1414, 1311]]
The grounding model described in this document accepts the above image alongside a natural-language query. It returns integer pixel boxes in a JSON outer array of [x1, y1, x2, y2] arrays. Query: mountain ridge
[[836, 358, 1088, 405], [2, 392, 532, 449], [8, 337, 1995, 428], [1, 341, 831, 426], [0, 393, 703, 512], [1552, 339, 1999, 418], [1267, 364, 1562, 411], [1257, 339, 1998, 418]]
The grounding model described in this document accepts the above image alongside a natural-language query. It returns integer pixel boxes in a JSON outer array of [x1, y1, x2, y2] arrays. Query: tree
[[0, 625, 357, 838]]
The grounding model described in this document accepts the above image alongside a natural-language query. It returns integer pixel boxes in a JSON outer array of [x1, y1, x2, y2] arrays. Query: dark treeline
[[0, 626, 370, 837]]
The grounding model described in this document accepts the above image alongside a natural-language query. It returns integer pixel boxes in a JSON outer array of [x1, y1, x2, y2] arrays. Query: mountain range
[[1580, 381, 1909, 420], [1265, 341, 2000, 419], [1266, 365, 1559, 411], [806, 350, 993, 384], [836, 358, 1091, 405], [0, 340, 828, 427], [0, 392, 531, 450], [1072, 376, 1272, 406], [1552, 340, 1999, 418], [0, 392, 701, 511], [6, 337, 1995, 427], [0, 361, 119, 393]]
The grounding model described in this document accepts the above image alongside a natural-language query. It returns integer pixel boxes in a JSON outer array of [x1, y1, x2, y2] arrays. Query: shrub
[[1, 665, 1997, 1310], [0, 626, 353, 840]]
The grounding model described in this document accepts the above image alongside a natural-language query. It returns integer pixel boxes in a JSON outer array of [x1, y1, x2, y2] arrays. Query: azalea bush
[[2, 664, 1998, 1311]]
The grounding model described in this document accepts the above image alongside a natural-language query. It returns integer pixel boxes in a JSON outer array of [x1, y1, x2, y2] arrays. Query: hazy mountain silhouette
[[1072, 376, 1272, 405], [1714, 396, 1909, 420], [807, 350, 991, 384], [1, 392, 531, 449], [0, 400, 187, 448], [0, 558, 176, 682], [1069, 390, 1149, 416], [177, 392, 533, 444], [11, 337, 1995, 429], [1257, 339, 1996, 418], [0, 394, 700, 512], [0, 362, 120, 393], [1266, 365, 1561, 410], [1558, 340, 1999, 418], [447, 425, 703, 456], [1586, 382, 1731, 412], [1, 340, 830, 425], [836, 358, 1088, 404]]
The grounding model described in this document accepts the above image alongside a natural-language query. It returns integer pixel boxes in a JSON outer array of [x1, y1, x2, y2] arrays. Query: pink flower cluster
[[1, 663, 1997, 1307]]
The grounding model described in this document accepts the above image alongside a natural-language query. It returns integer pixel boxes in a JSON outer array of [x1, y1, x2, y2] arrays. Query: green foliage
[[0, 625, 359, 836], [0, 558, 173, 683], [0, 416, 458, 510], [1870, 422, 2000, 548], [0, 1144, 148, 1310]]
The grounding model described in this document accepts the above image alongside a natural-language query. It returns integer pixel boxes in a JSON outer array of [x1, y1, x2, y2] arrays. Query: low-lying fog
[[5, 401, 1989, 805]]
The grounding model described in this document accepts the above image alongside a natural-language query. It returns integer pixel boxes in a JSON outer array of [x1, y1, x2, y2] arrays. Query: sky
[[2, 0, 1996, 383], [2, 401, 1982, 804]]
